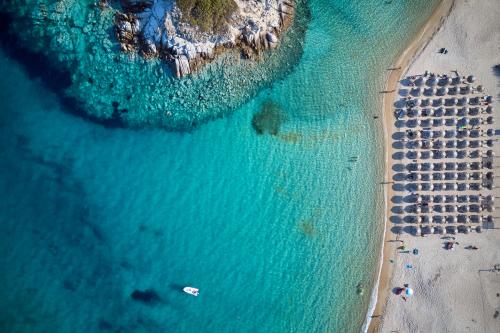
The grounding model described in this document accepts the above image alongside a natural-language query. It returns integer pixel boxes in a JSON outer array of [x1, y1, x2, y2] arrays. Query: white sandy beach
[[372, 0, 500, 332]]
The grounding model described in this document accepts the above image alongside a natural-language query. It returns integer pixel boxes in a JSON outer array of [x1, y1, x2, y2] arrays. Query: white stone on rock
[[115, 0, 295, 76]]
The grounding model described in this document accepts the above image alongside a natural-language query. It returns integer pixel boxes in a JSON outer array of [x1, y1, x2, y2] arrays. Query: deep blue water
[[0, 1, 438, 332]]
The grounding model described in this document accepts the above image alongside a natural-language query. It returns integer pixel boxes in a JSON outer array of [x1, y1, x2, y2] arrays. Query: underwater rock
[[252, 100, 287, 136], [130, 289, 161, 304], [98, 319, 113, 331], [356, 282, 364, 295], [113, 0, 296, 77]]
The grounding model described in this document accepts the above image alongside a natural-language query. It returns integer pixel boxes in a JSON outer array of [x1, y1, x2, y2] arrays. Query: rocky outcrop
[[112, 0, 295, 77]]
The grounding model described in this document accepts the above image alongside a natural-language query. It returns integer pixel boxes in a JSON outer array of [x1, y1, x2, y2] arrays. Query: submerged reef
[[251, 99, 287, 135], [130, 289, 162, 304], [0, 0, 310, 130]]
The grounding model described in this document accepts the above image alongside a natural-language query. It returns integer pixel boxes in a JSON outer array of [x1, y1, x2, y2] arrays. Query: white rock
[[266, 32, 278, 43], [116, 0, 295, 76]]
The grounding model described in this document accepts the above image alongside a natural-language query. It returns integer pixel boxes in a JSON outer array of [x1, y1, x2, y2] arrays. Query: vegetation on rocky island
[[177, 0, 238, 32]]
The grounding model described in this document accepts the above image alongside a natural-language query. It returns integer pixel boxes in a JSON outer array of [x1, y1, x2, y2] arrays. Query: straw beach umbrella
[[433, 107, 444, 117], [433, 141, 443, 149], [433, 150, 443, 159], [469, 215, 479, 223]]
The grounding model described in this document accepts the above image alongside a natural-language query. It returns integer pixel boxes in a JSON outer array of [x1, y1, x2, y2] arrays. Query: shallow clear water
[[0, 0, 437, 332], [1, 0, 311, 129]]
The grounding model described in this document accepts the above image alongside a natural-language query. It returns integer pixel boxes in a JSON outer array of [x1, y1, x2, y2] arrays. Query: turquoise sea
[[0, 1, 438, 332]]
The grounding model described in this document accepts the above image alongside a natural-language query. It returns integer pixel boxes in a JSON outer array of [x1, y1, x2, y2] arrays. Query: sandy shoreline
[[366, 1, 455, 332], [368, 0, 500, 331]]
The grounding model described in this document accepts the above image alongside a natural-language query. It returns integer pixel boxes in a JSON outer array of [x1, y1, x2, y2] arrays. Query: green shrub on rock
[[177, 0, 238, 32]]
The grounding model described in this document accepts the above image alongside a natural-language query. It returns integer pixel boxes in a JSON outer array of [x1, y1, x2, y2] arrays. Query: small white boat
[[183, 287, 199, 296]]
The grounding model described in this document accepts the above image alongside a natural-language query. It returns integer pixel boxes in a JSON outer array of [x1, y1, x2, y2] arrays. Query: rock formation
[[130, 289, 162, 304], [112, 0, 295, 77]]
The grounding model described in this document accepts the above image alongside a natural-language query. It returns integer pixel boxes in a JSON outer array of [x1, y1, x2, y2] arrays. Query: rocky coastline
[[112, 0, 295, 77], [0, 0, 309, 129]]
